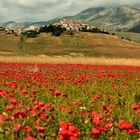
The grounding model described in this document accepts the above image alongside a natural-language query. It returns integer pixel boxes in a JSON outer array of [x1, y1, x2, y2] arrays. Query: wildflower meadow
[[0, 62, 140, 140]]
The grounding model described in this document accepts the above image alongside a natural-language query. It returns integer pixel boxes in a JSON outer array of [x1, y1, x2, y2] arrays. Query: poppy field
[[0, 62, 140, 140]]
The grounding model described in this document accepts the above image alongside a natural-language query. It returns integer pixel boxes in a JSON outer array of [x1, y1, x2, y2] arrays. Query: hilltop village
[[0, 19, 109, 37]]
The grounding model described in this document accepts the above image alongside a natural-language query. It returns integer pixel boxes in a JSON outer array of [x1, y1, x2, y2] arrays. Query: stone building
[[54, 19, 92, 31]]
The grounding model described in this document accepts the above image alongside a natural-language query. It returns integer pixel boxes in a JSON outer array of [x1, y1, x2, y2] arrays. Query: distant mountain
[[2, 21, 32, 29], [46, 5, 140, 32], [73, 5, 140, 31], [2, 21, 49, 30], [2, 5, 140, 32], [73, 7, 106, 21], [133, 3, 140, 9], [128, 23, 140, 33]]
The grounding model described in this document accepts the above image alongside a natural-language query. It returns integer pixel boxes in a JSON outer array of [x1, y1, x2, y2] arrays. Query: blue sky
[[0, 0, 139, 22]]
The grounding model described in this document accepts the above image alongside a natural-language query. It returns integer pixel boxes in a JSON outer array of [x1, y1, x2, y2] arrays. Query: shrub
[[22, 30, 39, 38], [39, 25, 66, 36]]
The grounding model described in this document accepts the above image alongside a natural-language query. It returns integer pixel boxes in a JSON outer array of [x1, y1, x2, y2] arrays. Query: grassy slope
[[0, 32, 18, 52], [0, 31, 140, 58], [115, 32, 140, 43]]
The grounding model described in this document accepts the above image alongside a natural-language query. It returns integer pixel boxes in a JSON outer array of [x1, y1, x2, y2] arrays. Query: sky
[[0, 0, 140, 22]]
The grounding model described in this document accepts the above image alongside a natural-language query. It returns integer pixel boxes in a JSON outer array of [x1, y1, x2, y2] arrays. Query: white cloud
[[16, 0, 61, 7], [0, 0, 139, 22]]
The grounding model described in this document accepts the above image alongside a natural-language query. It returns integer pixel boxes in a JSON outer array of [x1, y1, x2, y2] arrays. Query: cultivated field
[[0, 55, 140, 66]]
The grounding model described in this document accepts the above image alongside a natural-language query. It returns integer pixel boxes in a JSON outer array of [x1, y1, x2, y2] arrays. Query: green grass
[[115, 32, 140, 43]]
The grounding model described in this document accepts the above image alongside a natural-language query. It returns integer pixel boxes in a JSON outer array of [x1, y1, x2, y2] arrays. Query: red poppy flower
[[36, 126, 45, 133], [118, 119, 132, 130], [105, 123, 113, 129], [30, 110, 37, 117], [35, 119, 40, 126], [128, 129, 137, 134], [93, 117, 100, 127], [131, 103, 139, 110], [6, 105, 13, 111], [10, 97, 17, 105], [60, 121, 69, 130], [40, 114, 49, 120], [24, 136, 36, 140], [7, 82, 17, 89], [102, 102, 107, 110], [24, 126, 32, 133], [54, 90, 61, 96], [22, 88, 28, 94], [5, 115, 13, 121], [0, 114, 4, 125], [91, 128, 101, 137], [0, 90, 6, 98], [14, 123, 21, 131], [12, 110, 27, 118]]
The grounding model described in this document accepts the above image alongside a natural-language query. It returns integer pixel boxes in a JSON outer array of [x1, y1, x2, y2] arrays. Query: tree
[[39, 25, 66, 36], [18, 34, 27, 52]]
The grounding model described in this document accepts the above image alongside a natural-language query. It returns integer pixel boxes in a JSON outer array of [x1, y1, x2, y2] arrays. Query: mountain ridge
[[1, 5, 140, 32], [128, 23, 140, 33], [73, 5, 140, 31]]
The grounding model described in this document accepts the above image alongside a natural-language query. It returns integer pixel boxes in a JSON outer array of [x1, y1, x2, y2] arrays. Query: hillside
[[115, 32, 140, 43], [73, 5, 140, 31], [128, 23, 140, 33], [0, 31, 140, 58], [0, 32, 18, 54]]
